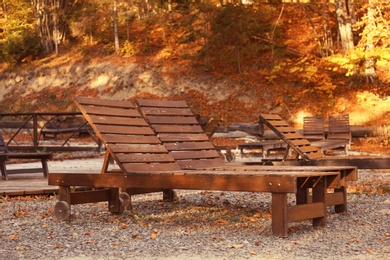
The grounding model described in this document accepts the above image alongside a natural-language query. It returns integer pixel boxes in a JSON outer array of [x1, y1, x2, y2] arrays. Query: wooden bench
[[0, 133, 52, 180], [41, 125, 92, 140]]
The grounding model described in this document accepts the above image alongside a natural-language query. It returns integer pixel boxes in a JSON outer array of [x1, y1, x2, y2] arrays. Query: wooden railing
[[0, 112, 102, 152]]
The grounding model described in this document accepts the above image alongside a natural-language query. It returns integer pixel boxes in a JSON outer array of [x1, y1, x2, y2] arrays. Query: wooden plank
[[116, 153, 176, 163], [82, 106, 141, 117], [153, 125, 204, 133], [48, 172, 298, 193], [141, 107, 194, 116], [288, 202, 326, 222], [164, 141, 215, 151], [96, 125, 155, 135], [70, 189, 112, 205], [109, 144, 168, 153], [89, 115, 148, 126], [122, 163, 182, 172], [103, 134, 161, 144], [170, 150, 221, 160], [75, 96, 136, 108], [147, 116, 198, 125], [158, 133, 210, 142]]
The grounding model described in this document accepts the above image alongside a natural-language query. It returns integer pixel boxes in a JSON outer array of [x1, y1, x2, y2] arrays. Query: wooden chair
[[327, 114, 351, 153], [0, 132, 52, 180], [303, 116, 325, 141], [49, 97, 357, 238]]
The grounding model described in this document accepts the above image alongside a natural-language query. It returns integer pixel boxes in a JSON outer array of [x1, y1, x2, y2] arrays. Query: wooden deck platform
[[0, 158, 102, 196]]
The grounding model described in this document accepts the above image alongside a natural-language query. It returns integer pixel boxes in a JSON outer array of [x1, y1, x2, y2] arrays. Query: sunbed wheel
[[54, 201, 71, 221], [111, 197, 125, 215], [119, 192, 131, 209], [225, 152, 236, 162]]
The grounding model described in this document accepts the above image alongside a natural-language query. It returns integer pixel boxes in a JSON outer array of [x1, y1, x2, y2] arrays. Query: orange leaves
[[8, 233, 19, 241]]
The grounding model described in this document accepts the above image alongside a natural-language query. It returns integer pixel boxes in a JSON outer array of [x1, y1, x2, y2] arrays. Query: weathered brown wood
[[312, 177, 327, 227], [153, 125, 204, 133], [303, 116, 325, 141], [170, 150, 221, 160], [272, 193, 288, 237], [147, 116, 199, 125], [158, 133, 210, 142], [164, 141, 215, 151], [0, 132, 52, 180], [288, 202, 326, 222]]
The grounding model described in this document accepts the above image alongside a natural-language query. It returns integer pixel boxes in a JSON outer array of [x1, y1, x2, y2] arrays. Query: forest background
[[1, 0, 390, 151]]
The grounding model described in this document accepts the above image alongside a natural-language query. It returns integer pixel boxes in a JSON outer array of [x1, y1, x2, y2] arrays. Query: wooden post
[[272, 193, 288, 237]]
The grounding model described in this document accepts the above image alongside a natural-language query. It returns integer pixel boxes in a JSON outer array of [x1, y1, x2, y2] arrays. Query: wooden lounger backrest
[[136, 98, 226, 169], [328, 114, 351, 142], [303, 116, 325, 141], [74, 96, 182, 173], [258, 114, 324, 160]]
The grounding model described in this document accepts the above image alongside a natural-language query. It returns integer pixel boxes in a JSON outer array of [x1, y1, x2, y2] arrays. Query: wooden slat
[[82, 106, 141, 117], [170, 150, 221, 160], [158, 133, 210, 142], [164, 141, 215, 151], [75, 96, 136, 108], [147, 116, 199, 125], [141, 107, 194, 116], [109, 144, 168, 153], [153, 125, 204, 133], [95, 125, 155, 135], [116, 153, 176, 163], [103, 134, 161, 144], [89, 115, 148, 126]]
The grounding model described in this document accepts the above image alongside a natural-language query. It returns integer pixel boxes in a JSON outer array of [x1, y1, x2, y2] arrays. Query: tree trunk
[[113, 0, 120, 55], [365, 0, 377, 83], [334, 0, 354, 53]]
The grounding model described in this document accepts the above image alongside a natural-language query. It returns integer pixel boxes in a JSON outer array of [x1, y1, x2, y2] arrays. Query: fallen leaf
[[216, 219, 228, 225], [366, 248, 375, 254], [55, 244, 64, 249], [150, 230, 158, 240], [229, 244, 244, 249], [121, 223, 128, 229], [8, 233, 18, 241], [112, 241, 120, 246], [249, 249, 257, 255], [289, 226, 298, 233]]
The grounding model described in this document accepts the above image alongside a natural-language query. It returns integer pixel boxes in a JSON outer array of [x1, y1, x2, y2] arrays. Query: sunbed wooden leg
[[108, 188, 123, 214], [296, 188, 309, 205], [163, 189, 178, 202], [334, 187, 347, 213], [0, 161, 7, 180], [312, 178, 327, 228], [41, 159, 49, 178], [271, 192, 288, 237]]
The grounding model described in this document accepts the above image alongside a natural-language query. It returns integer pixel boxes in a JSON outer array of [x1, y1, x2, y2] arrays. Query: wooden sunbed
[[0, 132, 52, 180], [48, 97, 357, 237], [258, 114, 390, 169]]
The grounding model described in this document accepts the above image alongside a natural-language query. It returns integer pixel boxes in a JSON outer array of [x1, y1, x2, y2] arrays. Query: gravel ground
[[1, 170, 389, 260]]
